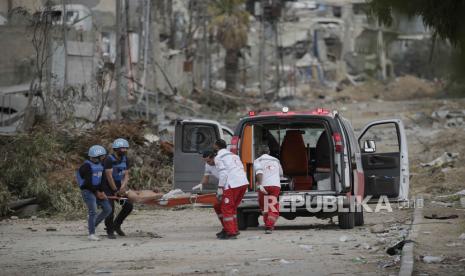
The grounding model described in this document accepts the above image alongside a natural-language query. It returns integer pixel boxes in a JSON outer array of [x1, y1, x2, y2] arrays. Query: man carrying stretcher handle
[[213, 139, 249, 240]]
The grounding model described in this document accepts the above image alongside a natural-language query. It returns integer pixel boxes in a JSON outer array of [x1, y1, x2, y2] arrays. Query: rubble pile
[[0, 121, 174, 217], [334, 75, 439, 102]]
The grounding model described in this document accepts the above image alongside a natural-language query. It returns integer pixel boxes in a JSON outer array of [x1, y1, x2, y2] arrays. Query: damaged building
[[0, 0, 435, 133]]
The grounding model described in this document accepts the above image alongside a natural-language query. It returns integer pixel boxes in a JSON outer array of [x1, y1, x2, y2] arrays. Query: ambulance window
[[360, 123, 399, 153], [182, 124, 218, 153], [222, 128, 233, 145]]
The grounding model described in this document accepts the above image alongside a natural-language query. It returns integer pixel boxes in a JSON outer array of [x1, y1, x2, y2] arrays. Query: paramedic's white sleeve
[[215, 156, 227, 188], [254, 160, 264, 176]]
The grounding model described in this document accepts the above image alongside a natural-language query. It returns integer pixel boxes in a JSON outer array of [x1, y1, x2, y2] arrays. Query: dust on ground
[[0, 207, 411, 276]]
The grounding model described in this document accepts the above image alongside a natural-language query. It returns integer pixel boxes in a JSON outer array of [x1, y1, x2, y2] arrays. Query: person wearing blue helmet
[[102, 138, 133, 239], [76, 145, 112, 241]]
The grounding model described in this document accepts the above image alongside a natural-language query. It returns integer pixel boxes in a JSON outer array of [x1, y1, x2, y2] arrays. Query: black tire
[[246, 213, 260, 228], [338, 212, 355, 229], [354, 207, 364, 226], [237, 209, 248, 230]]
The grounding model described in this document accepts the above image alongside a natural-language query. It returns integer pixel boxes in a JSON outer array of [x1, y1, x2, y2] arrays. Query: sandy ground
[[413, 204, 465, 276], [0, 206, 412, 276], [1, 97, 464, 275]]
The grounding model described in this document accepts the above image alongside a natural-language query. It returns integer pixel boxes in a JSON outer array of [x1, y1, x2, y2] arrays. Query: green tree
[[209, 0, 250, 92], [370, 0, 465, 75]]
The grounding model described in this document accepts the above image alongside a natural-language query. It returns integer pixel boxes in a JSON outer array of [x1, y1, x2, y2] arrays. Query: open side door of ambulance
[[358, 119, 409, 201], [173, 119, 233, 193]]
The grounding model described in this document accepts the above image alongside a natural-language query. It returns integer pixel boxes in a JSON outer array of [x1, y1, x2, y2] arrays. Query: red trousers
[[258, 186, 281, 230], [214, 185, 247, 235]]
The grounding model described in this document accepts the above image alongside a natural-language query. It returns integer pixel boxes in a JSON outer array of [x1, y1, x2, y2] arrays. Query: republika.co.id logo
[[263, 195, 424, 213]]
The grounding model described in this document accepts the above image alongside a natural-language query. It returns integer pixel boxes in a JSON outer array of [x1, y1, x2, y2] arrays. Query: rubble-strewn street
[[1, 207, 413, 276]]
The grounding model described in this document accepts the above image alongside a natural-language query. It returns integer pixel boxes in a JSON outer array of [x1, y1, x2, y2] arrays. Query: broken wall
[[0, 26, 35, 86]]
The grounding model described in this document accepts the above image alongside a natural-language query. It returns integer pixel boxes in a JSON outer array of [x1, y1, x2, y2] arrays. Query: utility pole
[[202, 0, 210, 93], [115, 0, 123, 120], [274, 20, 280, 93], [139, 0, 151, 121], [258, 0, 266, 97], [377, 22, 387, 80], [150, 0, 161, 124], [61, 0, 68, 92]]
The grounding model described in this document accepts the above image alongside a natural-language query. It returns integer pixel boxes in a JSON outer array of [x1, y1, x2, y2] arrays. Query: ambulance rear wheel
[[338, 211, 355, 229], [237, 209, 247, 230]]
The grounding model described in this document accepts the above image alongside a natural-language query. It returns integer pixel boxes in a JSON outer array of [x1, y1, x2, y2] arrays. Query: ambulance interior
[[240, 121, 334, 192]]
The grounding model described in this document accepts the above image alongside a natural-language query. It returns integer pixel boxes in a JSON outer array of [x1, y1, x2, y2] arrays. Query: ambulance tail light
[[333, 132, 344, 153]]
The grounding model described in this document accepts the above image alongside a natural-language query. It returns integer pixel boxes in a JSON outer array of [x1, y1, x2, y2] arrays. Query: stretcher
[[107, 190, 217, 207]]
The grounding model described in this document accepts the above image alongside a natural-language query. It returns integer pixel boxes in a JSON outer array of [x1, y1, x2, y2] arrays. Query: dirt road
[[0, 206, 412, 276], [1, 97, 464, 275]]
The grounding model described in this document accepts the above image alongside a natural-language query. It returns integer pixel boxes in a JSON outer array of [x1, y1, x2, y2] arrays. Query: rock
[[459, 233, 465, 240], [422, 256, 444, 264], [299, 244, 313, 252], [352, 257, 367, 264], [16, 204, 39, 218], [31, 216, 38, 220], [420, 152, 459, 168], [94, 269, 112, 274], [339, 235, 349, 242], [10, 216, 18, 220], [247, 236, 261, 240], [375, 238, 387, 245], [445, 242, 462, 247], [361, 243, 371, 250], [279, 259, 293, 264], [370, 224, 387, 234]]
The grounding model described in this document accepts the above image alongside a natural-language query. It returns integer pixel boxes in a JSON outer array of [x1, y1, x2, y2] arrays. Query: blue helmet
[[112, 138, 129, 149], [88, 145, 107, 158]]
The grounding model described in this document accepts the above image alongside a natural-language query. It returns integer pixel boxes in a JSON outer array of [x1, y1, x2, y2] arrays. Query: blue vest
[[109, 154, 127, 183], [76, 160, 104, 187]]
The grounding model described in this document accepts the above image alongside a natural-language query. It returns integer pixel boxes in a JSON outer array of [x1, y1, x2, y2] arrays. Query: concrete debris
[[378, 255, 400, 269], [299, 244, 313, 252], [10, 216, 18, 220], [422, 255, 444, 264], [420, 152, 459, 168], [279, 259, 293, 264], [361, 243, 371, 250], [144, 133, 160, 144], [339, 235, 355, 242], [351, 257, 367, 264], [94, 269, 112, 274], [370, 224, 387, 234], [424, 214, 458, 220], [431, 201, 454, 208], [15, 204, 40, 218], [459, 233, 465, 240], [445, 242, 462, 247], [431, 110, 465, 120]]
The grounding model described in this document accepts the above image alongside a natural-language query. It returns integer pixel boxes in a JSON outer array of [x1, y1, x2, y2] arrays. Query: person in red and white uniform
[[254, 145, 283, 234], [213, 139, 249, 240]]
